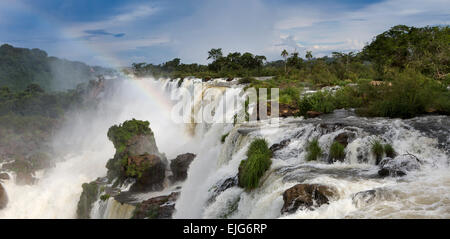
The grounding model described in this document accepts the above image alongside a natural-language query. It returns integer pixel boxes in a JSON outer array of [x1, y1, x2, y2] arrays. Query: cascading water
[[0, 76, 448, 219]]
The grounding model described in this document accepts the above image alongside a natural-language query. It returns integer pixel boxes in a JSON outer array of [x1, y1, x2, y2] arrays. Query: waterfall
[[0, 76, 448, 219]]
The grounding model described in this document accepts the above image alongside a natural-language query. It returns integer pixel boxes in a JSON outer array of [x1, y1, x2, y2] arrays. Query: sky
[[0, 0, 448, 67]]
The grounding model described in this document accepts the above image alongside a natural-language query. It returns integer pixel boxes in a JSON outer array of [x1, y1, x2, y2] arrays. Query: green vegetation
[[106, 119, 154, 181], [0, 44, 111, 91], [76, 182, 99, 219], [329, 141, 345, 162], [100, 194, 110, 201], [305, 138, 322, 161], [371, 140, 384, 164], [238, 139, 272, 190], [221, 132, 230, 144], [0, 82, 97, 164], [384, 144, 396, 158], [107, 119, 152, 154], [130, 25, 449, 119]]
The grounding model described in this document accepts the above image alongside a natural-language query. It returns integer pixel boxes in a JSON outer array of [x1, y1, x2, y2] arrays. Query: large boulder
[[333, 132, 355, 148], [0, 183, 7, 210], [281, 184, 337, 214], [76, 181, 99, 219], [132, 192, 180, 219], [129, 154, 166, 192], [170, 153, 196, 182], [378, 154, 421, 177]]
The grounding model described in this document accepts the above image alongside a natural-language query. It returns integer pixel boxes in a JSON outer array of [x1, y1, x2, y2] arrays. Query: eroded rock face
[[132, 192, 180, 219], [281, 184, 337, 214], [207, 176, 238, 204], [378, 154, 421, 177], [0, 183, 7, 210], [128, 135, 161, 157], [170, 153, 196, 182], [129, 154, 166, 192]]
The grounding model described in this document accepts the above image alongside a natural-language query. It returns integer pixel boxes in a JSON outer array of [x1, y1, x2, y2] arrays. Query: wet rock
[[270, 139, 291, 153], [333, 132, 356, 147], [129, 154, 166, 192], [352, 188, 396, 208], [77, 181, 99, 219], [132, 192, 180, 219], [0, 183, 7, 210], [0, 173, 10, 181], [378, 154, 421, 177], [207, 176, 238, 204], [279, 104, 300, 118], [169, 153, 196, 182], [128, 135, 162, 158], [306, 111, 322, 118], [281, 184, 337, 214]]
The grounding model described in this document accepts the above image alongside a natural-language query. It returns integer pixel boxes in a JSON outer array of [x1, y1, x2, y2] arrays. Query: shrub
[[371, 140, 384, 164], [221, 132, 230, 144], [329, 141, 345, 162], [306, 138, 322, 161], [238, 77, 257, 84], [100, 194, 110, 201], [107, 119, 152, 153], [383, 144, 396, 158], [298, 91, 336, 116], [238, 139, 272, 190]]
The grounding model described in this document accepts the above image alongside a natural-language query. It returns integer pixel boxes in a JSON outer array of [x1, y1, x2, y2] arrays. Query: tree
[[305, 51, 313, 61], [281, 49, 288, 73], [207, 48, 223, 61]]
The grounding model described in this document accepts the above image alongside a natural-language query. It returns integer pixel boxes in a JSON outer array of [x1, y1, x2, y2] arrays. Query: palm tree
[[305, 51, 313, 61], [281, 49, 288, 74]]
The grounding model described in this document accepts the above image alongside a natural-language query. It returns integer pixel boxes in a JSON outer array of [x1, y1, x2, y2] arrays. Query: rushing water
[[0, 77, 449, 218]]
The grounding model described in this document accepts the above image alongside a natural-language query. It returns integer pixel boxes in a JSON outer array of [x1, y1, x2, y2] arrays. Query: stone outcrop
[[132, 192, 180, 219], [378, 154, 421, 177], [281, 184, 337, 214], [169, 153, 196, 182], [129, 154, 166, 192], [0, 183, 7, 210]]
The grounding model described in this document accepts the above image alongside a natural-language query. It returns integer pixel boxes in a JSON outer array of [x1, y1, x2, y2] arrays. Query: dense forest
[[0, 44, 113, 91], [131, 25, 450, 118]]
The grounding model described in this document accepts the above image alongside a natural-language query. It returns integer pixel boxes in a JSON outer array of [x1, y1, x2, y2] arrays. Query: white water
[[0, 77, 449, 219]]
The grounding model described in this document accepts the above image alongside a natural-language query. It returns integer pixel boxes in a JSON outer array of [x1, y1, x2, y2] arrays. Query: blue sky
[[0, 0, 448, 67]]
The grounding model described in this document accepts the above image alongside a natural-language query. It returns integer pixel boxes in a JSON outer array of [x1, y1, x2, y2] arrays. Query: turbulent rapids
[[0, 76, 449, 219]]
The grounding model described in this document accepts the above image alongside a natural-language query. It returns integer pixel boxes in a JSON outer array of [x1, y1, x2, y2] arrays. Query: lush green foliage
[[238, 139, 272, 190], [371, 140, 384, 164], [107, 119, 152, 153], [77, 182, 99, 219], [329, 141, 345, 162], [384, 144, 396, 158], [129, 25, 449, 119], [0, 44, 111, 91], [106, 119, 154, 181], [305, 138, 322, 161]]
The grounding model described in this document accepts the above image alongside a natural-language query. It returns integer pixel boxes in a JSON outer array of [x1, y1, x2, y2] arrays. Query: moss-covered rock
[[76, 181, 99, 219], [105, 119, 165, 184]]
